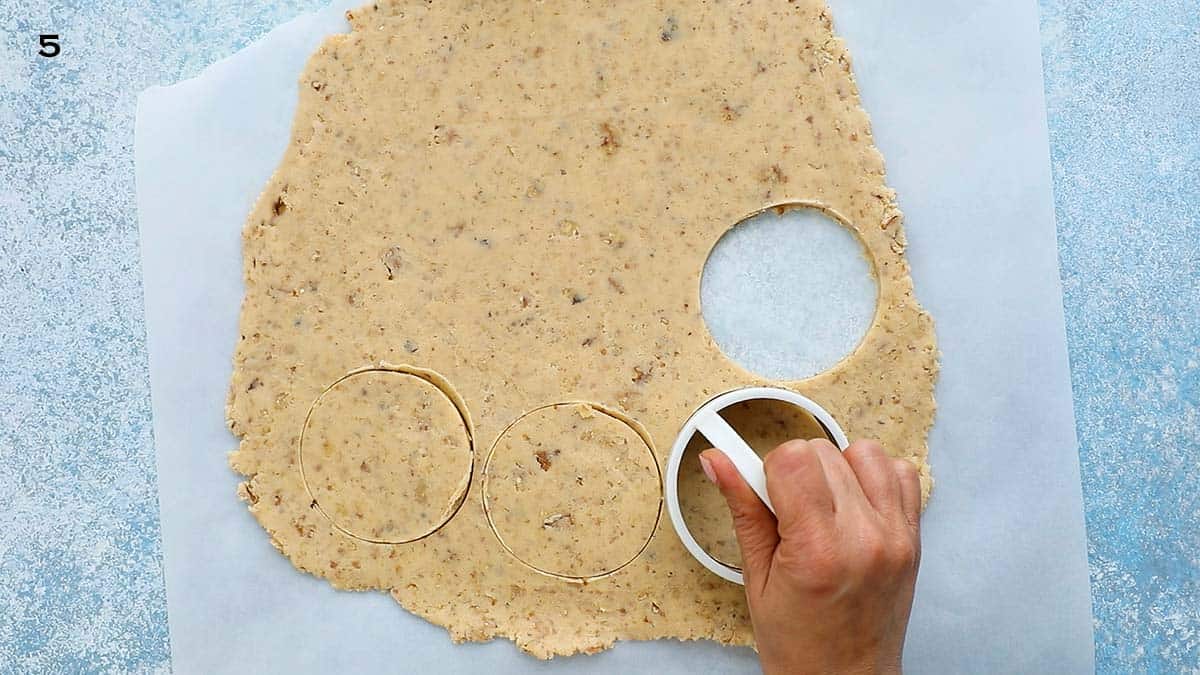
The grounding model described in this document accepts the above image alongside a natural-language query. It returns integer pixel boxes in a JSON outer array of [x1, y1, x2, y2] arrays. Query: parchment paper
[[136, 1, 1095, 671]]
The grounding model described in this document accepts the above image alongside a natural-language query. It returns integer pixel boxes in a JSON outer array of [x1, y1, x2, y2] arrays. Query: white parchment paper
[[136, 1, 1095, 672]]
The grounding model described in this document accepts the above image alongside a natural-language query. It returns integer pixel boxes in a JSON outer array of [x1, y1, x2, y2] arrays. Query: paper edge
[[133, 0, 357, 663], [131, 0, 1098, 669]]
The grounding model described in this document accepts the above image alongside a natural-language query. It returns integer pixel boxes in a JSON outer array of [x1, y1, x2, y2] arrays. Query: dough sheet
[[227, 0, 938, 657]]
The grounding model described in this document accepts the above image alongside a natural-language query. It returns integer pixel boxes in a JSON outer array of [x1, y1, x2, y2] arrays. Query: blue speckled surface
[[1039, 1, 1200, 667], [0, 3, 327, 671], [0, 1, 1195, 671]]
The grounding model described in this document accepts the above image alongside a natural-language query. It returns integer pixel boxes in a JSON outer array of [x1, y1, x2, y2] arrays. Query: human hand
[[699, 439, 922, 675]]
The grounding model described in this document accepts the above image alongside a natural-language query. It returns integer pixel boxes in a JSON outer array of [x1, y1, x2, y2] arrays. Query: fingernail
[[698, 452, 718, 485]]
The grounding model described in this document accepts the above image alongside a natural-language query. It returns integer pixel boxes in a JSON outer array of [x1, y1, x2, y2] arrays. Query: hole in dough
[[300, 368, 473, 544], [677, 397, 832, 568], [482, 402, 662, 581], [700, 205, 878, 381]]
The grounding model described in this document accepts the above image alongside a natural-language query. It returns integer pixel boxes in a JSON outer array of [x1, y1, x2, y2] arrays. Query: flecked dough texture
[[300, 369, 473, 543], [482, 402, 662, 580], [227, 0, 938, 658]]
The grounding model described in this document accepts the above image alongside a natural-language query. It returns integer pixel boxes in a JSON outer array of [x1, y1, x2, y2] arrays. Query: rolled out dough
[[299, 368, 474, 544], [482, 402, 662, 580], [227, 0, 938, 658]]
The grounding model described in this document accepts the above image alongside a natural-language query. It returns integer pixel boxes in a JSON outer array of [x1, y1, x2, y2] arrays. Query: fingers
[[843, 440, 902, 517], [763, 440, 835, 537], [840, 440, 922, 536], [699, 449, 780, 585], [806, 437, 870, 508], [893, 458, 922, 534], [702, 438, 923, 597]]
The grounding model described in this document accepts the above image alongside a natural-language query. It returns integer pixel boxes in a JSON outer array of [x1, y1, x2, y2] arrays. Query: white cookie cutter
[[665, 386, 849, 584]]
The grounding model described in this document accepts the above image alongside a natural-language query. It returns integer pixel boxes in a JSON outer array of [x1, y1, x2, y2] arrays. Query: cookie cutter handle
[[665, 386, 849, 585], [694, 410, 775, 514]]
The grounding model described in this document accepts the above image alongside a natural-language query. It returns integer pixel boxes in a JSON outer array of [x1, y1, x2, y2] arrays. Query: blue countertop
[[0, 1, 1195, 671]]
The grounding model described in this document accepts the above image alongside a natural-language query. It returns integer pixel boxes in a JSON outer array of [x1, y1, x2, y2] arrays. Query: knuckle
[[801, 570, 845, 598], [773, 439, 810, 457], [846, 439, 885, 461], [727, 500, 760, 527], [858, 526, 917, 573], [726, 500, 749, 522], [860, 456, 895, 481], [874, 531, 919, 576], [808, 437, 839, 454], [765, 440, 811, 471], [778, 541, 845, 591], [891, 535, 918, 568], [893, 457, 919, 481], [861, 536, 891, 570]]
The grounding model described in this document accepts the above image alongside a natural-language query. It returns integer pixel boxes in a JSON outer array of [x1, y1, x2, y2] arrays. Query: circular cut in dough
[[677, 398, 831, 567], [300, 369, 473, 543], [700, 206, 879, 381], [482, 403, 662, 579]]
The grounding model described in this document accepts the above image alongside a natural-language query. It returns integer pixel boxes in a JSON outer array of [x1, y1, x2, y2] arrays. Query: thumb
[[700, 449, 779, 589]]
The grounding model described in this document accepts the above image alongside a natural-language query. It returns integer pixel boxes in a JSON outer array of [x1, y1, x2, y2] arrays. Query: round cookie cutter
[[665, 386, 850, 584]]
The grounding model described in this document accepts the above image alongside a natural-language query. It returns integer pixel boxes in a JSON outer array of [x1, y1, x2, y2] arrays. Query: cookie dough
[[482, 402, 661, 580], [300, 368, 473, 543], [227, 0, 938, 658]]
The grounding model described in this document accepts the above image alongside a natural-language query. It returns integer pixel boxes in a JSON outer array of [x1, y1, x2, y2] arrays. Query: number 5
[[38, 34, 60, 58]]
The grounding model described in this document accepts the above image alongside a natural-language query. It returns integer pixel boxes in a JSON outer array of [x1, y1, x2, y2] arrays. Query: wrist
[[759, 651, 900, 675]]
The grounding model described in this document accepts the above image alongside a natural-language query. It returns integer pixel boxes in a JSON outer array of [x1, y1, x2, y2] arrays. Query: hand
[[699, 439, 921, 675]]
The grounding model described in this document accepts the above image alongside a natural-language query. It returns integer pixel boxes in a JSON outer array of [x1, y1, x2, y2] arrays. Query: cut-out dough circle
[[481, 402, 663, 580], [300, 369, 474, 544]]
